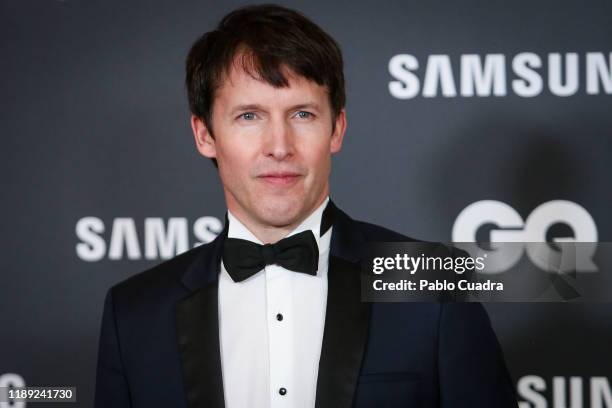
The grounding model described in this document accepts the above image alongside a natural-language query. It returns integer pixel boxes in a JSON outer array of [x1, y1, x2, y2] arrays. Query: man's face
[[192, 63, 346, 235]]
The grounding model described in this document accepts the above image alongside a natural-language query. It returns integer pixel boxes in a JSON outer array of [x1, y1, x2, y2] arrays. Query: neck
[[245, 222, 296, 244], [226, 195, 328, 244]]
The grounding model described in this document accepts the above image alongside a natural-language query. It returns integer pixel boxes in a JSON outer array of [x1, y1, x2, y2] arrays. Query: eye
[[295, 111, 313, 119], [238, 112, 256, 121]]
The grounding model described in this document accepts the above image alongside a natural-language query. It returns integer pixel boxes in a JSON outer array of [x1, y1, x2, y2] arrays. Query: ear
[[191, 115, 217, 159], [330, 109, 346, 154]]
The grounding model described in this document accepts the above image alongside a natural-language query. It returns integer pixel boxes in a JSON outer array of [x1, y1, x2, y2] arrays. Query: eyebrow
[[231, 104, 264, 114], [230, 102, 322, 115]]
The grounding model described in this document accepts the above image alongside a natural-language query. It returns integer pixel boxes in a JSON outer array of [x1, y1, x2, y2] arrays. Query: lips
[[258, 172, 302, 186]]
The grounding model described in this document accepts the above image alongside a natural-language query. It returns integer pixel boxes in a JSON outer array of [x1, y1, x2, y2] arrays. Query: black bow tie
[[222, 201, 335, 282], [222, 230, 319, 282]]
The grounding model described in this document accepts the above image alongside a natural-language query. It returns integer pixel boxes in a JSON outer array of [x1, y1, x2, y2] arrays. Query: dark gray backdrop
[[2, 0, 611, 407]]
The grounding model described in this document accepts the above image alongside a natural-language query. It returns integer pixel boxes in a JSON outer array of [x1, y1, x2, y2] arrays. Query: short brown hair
[[185, 4, 345, 144]]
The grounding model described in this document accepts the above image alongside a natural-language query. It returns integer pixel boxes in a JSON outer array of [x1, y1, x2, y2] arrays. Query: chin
[[257, 197, 304, 226]]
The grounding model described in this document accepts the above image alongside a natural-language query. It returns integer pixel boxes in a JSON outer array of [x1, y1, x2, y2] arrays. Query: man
[[95, 5, 517, 408]]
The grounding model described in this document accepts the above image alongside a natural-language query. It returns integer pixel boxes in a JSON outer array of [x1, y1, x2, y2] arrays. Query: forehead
[[214, 59, 329, 109]]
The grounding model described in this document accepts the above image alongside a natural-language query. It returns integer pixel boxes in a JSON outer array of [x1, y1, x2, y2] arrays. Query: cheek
[[303, 144, 332, 179], [217, 136, 257, 168], [216, 146, 254, 189]]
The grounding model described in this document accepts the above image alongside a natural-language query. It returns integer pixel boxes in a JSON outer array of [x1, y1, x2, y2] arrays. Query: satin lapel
[[316, 204, 372, 408], [176, 223, 227, 408], [176, 285, 225, 408], [315, 255, 371, 408]]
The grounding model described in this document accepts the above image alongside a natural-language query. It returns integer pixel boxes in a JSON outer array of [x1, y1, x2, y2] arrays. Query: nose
[[263, 117, 295, 161]]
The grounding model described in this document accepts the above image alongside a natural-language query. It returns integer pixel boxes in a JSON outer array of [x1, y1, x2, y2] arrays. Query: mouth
[[258, 172, 302, 187]]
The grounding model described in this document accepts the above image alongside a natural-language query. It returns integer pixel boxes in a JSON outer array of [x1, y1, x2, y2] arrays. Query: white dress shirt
[[218, 197, 331, 408]]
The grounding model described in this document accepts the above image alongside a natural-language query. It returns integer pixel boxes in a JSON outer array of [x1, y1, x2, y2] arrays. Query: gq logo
[[452, 200, 597, 273]]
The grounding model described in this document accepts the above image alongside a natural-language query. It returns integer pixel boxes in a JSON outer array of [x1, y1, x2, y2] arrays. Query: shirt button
[[279, 387, 287, 396], [276, 313, 283, 321]]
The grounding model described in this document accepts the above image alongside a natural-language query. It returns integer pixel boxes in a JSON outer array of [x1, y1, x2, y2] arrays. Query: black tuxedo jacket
[[95, 203, 517, 407]]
